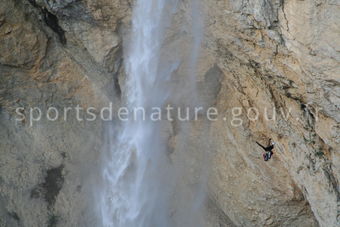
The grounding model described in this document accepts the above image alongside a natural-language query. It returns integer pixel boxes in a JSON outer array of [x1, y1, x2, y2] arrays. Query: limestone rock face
[[0, 1, 47, 68], [201, 0, 339, 226], [0, 0, 127, 226], [0, 0, 339, 227]]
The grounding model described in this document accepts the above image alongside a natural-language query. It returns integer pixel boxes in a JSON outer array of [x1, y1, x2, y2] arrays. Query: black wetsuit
[[256, 142, 274, 152], [256, 141, 274, 161]]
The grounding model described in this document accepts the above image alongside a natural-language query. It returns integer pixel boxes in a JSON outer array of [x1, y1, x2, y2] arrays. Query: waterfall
[[99, 0, 205, 226]]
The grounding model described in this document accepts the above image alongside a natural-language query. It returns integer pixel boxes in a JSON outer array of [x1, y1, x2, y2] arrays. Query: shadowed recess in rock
[[31, 165, 64, 208]]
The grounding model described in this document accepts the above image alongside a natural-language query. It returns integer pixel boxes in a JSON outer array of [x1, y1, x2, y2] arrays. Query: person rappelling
[[256, 138, 275, 161]]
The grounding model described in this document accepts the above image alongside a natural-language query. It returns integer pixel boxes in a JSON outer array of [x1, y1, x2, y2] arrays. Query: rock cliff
[[0, 0, 339, 226]]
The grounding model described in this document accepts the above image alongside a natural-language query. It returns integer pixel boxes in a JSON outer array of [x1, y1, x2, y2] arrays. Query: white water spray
[[99, 1, 206, 226]]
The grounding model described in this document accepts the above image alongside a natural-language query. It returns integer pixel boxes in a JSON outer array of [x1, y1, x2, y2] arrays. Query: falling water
[[99, 0, 205, 226]]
